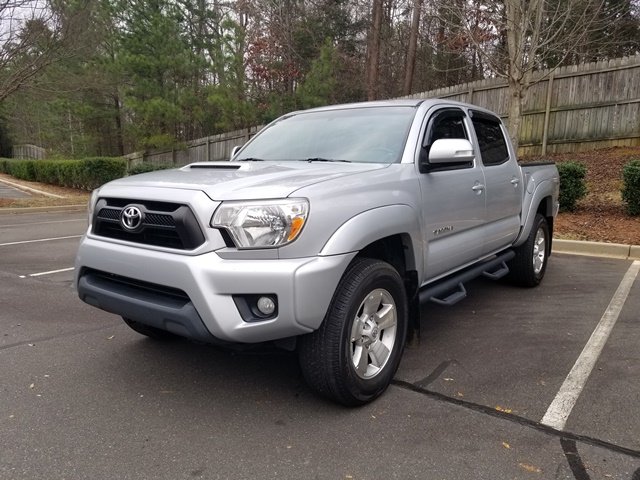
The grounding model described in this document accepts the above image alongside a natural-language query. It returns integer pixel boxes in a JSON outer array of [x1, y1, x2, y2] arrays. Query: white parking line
[[541, 260, 640, 430], [0, 235, 82, 247], [19, 267, 75, 279]]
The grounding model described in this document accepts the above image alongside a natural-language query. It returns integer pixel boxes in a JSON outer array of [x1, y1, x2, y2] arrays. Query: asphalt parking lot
[[1, 209, 639, 480], [0, 182, 31, 199]]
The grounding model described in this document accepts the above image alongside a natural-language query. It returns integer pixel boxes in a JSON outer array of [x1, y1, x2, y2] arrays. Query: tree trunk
[[366, 0, 384, 101], [504, 0, 524, 152], [113, 93, 125, 156], [403, 0, 422, 96], [507, 78, 522, 152]]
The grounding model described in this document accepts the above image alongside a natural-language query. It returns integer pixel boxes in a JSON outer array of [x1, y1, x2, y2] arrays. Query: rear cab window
[[470, 111, 510, 166]]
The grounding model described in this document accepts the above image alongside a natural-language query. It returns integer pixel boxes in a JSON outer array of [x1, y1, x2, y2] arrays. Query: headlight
[[211, 199, 309, 249], [87, 188, 100, 227]]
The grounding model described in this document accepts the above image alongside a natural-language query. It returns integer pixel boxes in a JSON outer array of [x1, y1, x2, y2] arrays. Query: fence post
[[541, 74, 555, 156]]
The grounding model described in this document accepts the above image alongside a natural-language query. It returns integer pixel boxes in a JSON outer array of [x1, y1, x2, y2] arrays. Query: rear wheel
[[122, 317, 179, 341], [508, 214, 550, 287], [298, 258, 408, 406]]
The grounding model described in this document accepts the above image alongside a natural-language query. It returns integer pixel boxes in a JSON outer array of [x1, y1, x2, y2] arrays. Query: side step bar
[[418, 250, 515, 307]]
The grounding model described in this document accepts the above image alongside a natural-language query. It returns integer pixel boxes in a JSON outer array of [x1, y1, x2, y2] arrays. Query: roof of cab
[[291, 98, 496, 116]]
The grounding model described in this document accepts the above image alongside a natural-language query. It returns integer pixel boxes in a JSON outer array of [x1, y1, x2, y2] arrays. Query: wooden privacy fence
[[401, 54, 640, 156], [126, 54, 640, 166], [12, 144, 46, 160], [124, 125, 264, 167]]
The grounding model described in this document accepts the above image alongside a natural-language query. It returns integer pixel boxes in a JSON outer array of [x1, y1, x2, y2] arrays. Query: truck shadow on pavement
[[103, 334, 317, 405]]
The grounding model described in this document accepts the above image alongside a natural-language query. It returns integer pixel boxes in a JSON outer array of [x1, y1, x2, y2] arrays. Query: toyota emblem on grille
[[120, 205, 144, 231]]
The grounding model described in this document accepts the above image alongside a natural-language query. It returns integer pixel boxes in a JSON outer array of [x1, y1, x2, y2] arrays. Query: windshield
[[236, 106, 417, 163]]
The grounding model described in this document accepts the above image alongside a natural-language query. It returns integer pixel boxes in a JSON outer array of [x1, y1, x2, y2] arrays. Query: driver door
[[418, 107, 487, 282]]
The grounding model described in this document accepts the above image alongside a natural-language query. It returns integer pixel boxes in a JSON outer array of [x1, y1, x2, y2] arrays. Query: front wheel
[[298, 258, 408, 406], [507, 214, 550, 287]]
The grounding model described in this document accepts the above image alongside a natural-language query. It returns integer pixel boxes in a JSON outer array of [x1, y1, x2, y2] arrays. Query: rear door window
[[471, 113, 509, 166]]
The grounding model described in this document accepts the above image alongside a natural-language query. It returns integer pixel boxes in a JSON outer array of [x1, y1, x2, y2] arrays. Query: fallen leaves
[[545, 147, 640, 244], [495, 405, 512, 414], [498, 441, 543, 476], [518, 462, 542, 474]]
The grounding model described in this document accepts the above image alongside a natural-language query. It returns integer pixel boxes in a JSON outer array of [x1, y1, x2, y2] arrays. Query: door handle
[[472, 183, 485, 194], [510, 177, 520, 187]]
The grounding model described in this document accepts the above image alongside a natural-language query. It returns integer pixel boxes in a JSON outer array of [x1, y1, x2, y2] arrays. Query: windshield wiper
[[301, 157, 351, 163], [237, 157, 265, 161]]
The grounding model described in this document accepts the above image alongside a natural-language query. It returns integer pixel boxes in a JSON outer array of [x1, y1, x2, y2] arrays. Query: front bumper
[[75, 236, 355, 343]]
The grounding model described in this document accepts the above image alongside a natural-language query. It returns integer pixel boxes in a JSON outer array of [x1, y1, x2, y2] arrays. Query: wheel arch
[[319, 205, 422, 287], [356, 234, 417, 289], [514, 184, 555, 248]]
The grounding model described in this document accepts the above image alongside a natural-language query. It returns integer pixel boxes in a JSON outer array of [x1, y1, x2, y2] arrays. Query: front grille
[[93, 198, 205, 250], [98, 208, 120, 221], [145, 213, 175, 226]]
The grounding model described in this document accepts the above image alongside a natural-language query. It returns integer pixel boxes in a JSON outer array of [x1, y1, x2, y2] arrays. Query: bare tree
[[438, 0, 610, 149], [0, 1, 87, 103], [403, 0, 422, 95], [366, 0, 384, 100]]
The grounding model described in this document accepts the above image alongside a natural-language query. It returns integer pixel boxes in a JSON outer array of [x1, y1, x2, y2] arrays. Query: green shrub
[[58, 160, 83, 189], [7, 160, 37, 181], [622, 159, 640, 216], [0, 158, 11, 173], [33, 160, 61, 185], [128, 162, 173, 175], [1, 157, 127, 190], [557, 161, 587, 212], [81, 157, 128, 189]]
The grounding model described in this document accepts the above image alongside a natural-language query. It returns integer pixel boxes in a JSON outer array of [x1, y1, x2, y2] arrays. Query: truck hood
[[104, 161, 390, 200]]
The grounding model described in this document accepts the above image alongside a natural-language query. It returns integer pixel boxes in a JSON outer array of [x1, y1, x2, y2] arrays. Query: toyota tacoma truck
[[75, 99, 559, 406]]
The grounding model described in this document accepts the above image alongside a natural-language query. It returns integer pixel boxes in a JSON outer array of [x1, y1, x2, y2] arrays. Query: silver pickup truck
[[75, 99, 559, 405]]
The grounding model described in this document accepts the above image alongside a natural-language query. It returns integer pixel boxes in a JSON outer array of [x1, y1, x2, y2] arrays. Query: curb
[[552, 239, 640, 260], [0, 204, 86, 215]]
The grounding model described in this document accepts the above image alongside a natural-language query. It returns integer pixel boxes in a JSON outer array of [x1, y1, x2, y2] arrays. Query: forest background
[[0, 0, 639, 159]]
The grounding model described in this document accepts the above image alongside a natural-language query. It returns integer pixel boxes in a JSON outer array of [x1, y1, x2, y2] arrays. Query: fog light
[[257, 296, 276, 316]]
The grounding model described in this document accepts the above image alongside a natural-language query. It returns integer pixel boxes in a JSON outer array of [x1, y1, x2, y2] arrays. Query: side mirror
[[429, 138, 475, 164], [230, 145, 242, 160], [420, 138, 475, 173]]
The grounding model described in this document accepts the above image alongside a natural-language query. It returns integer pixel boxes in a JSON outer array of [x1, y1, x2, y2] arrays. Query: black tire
[[122, 317, 179, 341], [298, 258, 408, 406], [507, 214, 550, 287]]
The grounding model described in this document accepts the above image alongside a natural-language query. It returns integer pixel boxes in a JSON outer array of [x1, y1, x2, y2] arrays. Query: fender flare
[[514, 179, 556, 247], [319, 204, 423, 278]]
